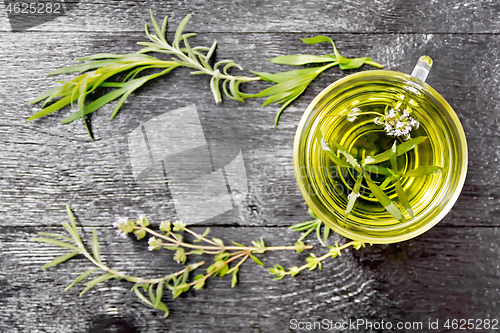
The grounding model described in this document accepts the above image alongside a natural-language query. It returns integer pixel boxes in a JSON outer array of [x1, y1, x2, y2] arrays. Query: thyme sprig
[[27, 11, 259, 137], [33, 206, 311, 317], [270, 240, 365, 279]]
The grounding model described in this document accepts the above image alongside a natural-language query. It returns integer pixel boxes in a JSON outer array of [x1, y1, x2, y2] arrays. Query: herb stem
[[137, 226, 312, 252], [285, 240, 357, 276]]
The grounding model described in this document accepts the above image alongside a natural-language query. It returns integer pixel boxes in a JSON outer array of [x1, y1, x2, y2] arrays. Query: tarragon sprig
[[33, 206, 311, 317], [27, 11, 259, 138], [252, 35, 383, 127], [289, 206, 331, 247]]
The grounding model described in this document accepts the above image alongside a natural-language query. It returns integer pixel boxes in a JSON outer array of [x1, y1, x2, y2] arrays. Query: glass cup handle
[[410, 55, 433, 82]]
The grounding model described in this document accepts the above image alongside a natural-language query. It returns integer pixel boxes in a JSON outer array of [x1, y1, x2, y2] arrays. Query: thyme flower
[[113, 216, 134, 238], [378, 108, 419, 140], [148, 236, 163, 251]]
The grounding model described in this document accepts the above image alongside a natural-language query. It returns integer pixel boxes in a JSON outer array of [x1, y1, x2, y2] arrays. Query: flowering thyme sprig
[[33, 206, 313, 318], [32, 206, 205, 318], [116, 216, 312, 290]]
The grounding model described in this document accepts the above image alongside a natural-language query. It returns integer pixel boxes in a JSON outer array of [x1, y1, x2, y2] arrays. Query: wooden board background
[[1, 0, 499, 332]]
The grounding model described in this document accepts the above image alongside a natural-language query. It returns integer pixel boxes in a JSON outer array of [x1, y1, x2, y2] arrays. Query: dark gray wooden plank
[[1, 0, 500, 33], [0, 32, 498, 228], [1, 225, 499, 332]]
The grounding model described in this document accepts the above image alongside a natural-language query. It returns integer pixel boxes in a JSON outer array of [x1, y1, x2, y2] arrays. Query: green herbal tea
[[308, 80, 449, 227], [295, 69, 467, 243]]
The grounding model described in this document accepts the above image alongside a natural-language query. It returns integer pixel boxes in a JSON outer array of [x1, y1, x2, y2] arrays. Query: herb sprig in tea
[[317, 130, 443, 221]]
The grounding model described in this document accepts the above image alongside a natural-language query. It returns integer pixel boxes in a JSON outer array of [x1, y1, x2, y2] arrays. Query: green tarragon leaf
[[364, 173, 405, 222], [345, 174, 363, 217], [269, 54, 337, 66], [403, 166, 443, 178], [362, 136, 428, 165]]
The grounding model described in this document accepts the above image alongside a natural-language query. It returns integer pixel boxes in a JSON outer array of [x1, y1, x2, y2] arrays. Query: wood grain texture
[[1, 0, 500, 33], [1, 0, 500, 332]]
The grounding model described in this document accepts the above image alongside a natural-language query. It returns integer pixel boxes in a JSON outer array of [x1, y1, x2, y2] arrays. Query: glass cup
[[293, 56, 468, 244]]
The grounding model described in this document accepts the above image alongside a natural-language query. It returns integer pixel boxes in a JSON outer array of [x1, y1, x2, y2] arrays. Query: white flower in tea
[[347, 107, 361, 121], [376, 107, 419, 140]]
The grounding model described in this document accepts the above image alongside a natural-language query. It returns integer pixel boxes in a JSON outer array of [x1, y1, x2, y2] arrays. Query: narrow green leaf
[[364, 173, 405, 222], [219, 264, 229, 277], [149, 9, 163, 41], [206, 41, 217, 62], [29, 86, 65, 105], [31, 237, 79, 251], [64, 267, 100, 292], [273, 85, 308, 127], [362, 165, 396, 176], [300, 35, 336, 49], [269, 54, 336, 66], [363, 136, 428, 165], [209, 71, 222, 103], [76, 73, 93, 138], [345, 174, 363, 217], [156, 301, 170, 318], [315, 130, 351, 168], [173, 14, 192, 49], [315, 222, 326, 247], [249, 254, 264, 266], [61, 87, 128, 124], [48, 59, 121, 75], [154, 281, 164, 309], [339, 57, 383, 70], [289, 219, 319, 231], [308, 207, 317, 218], [37, 232, 75, 244], [66, 205, 82, 244], [395, 179, 414, 218], [230, 240, 245, 247], [251, 67, 323, 83], [369, 175, 396, 198], [403, 166, 443, 178], [80, 273, 116, 296], [133, 286, 154, 307], [330, 141, 361, 171], [390, 141, 398, 171], [262, 87, 298, 107], [323, 225, 330, 242], [26, 95, 73, 121], [42, 251, 79, 269], [92, 229, 102, 264], [212, 238, 224, 247], [252, 73, 316, 98], [231, 267, 239, 288], [160, 14, 168, 36]]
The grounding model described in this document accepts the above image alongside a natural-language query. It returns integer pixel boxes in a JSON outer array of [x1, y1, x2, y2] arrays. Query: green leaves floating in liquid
[[252, 35, 383, 127], [361, 136, 428, 165], [317, 131, 443, 221]]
